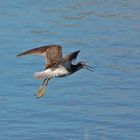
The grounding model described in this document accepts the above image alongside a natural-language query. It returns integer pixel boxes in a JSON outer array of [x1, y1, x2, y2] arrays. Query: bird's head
[[77, 61, 94, 72]]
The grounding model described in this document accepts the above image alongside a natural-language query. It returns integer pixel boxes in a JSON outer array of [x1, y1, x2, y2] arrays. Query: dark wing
[[63, 50, 80, 62], [52, 50, 80, 70], [17, 44, 62, 68]]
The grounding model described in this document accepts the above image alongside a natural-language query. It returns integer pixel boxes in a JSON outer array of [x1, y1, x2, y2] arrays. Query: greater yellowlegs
[[17, 45, 94, 98]]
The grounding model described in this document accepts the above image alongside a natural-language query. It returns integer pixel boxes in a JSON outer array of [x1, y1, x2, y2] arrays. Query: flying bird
[[17, 45, 94, 98]]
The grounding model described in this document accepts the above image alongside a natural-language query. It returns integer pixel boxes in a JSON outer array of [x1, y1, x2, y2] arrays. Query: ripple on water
[[0, 0, 140, 140]]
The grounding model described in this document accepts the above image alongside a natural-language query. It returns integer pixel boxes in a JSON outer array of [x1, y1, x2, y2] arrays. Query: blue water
[[0, 0, 140, 139]]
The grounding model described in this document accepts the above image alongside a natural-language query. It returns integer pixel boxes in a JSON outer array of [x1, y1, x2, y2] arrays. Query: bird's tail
[[34, 71, 47, 79]]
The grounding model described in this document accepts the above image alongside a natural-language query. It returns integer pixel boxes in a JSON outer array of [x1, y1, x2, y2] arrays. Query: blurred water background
[[0, 0, 140, 139]]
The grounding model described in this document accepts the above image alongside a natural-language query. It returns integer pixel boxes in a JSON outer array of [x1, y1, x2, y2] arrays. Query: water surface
[[0, 0, 140, 140]]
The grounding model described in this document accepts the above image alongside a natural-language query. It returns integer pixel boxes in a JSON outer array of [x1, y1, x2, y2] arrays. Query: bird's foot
[[35, 85, 47, 98]]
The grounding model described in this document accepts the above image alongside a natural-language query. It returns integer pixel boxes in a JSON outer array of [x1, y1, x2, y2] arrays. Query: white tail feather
[[34, 67, 69, 79], [34, 71, 46, 79], [34, 69, 52, 79]]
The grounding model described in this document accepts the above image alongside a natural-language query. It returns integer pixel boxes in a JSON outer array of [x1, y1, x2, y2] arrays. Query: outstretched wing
[[17, 45, 62, 68], [45, 45, 62, 68]]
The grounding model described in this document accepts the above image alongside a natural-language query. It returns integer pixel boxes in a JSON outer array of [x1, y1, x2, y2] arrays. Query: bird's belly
[[57, 73, 70, 77], [53, 67, 69, 77]]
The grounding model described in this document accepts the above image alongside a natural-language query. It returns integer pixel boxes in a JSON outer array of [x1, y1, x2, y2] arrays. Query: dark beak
[[84, 65, 94, 72]]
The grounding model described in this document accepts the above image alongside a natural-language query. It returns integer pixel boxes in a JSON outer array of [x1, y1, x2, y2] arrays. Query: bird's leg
[[35, 78, 47, 97], [35, 78, 50, 98]]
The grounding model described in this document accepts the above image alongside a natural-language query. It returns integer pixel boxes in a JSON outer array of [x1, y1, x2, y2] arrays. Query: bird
[[17, 44, 94, 98]]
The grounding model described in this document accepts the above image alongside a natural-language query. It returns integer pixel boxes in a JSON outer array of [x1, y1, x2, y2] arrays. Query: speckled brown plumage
[[17, 44, 62, 69]]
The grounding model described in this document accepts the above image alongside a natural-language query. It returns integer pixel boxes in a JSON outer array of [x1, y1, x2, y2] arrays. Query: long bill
[[84, 65, 94, 72]]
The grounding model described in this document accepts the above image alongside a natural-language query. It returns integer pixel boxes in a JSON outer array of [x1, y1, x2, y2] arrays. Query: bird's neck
[[71, 63, 82, 73]]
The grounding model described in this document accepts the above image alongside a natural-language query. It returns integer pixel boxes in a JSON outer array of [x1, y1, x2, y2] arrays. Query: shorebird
[[17, 45, 94, 98]]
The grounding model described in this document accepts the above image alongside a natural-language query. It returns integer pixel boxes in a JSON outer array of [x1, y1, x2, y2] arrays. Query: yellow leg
[[36, 85, 43, 95], [35, 85, 47, 98], [35, 78, 50, 98]]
